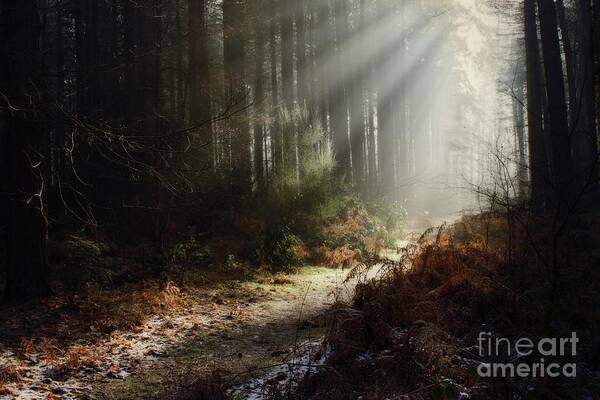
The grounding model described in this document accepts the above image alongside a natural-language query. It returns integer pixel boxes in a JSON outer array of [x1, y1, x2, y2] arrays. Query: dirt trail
[[91, 226, 436, 399], [91, 266, 374, 399], [0, 224, 438, 400]]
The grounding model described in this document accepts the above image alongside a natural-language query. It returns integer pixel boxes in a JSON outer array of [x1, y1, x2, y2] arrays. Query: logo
[[476, 332, 578, 378]]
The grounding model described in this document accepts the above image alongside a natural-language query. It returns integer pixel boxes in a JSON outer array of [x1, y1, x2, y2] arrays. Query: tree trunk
[[138, 0, 161, 136], [86, 0, 99, 120], [375, 0, 395, 192], [223, 0, 251, 193], [573, 0, 598, 193], [365, 3, 377, 186], [594, 0, 600, 123], [331, 0, 350, 177], [537, 0, 572, 217], [123, 1, 137, 128], [556, 0, 577, 127], [55, 0, 65, 175], [525, 0, 551, 213], [280, 0, 294, 109], [254, 0, 267, 187], [367, 90, 377, 183], [74, 1, 88, 119], [308, 3, 319, 116], [350, 0, 366, 186], [107, 0, 121, 123], [316, 0, 331, 135], [294, 0, 308, 104], [513, 70, 527, 199], [394, 0, 408, 188], [1, 0, 51, 302], [269, 1, 282, 173], [176, 1, 186, 125], [189, 0, 213, 169], [594, 1, 600, 192]]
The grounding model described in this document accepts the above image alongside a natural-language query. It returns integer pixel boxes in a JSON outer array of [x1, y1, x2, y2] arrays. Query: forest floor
[[0, 208, 448, 400], [0, 249, 408, 400], [92, 265, 371, 400]]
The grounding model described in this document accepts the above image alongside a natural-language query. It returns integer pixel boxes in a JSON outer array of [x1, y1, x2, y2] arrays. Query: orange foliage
[[305, 218, 555, 399], [17, 338, 35, 359], [366, 236, 386, 254], [0, 385, 14, 396], [314, 245, 361, 269], [81, 280, 189, 334], [294, 241, 311, 260], [321, 215, 364, 241], [39, 338, 60, 364]]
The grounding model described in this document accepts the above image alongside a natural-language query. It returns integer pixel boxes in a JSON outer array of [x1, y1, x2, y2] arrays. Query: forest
[[0, 0, 599, 398]]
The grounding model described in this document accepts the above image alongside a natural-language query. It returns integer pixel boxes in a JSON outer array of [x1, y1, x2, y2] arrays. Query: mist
[[2, 0, 599, 398]]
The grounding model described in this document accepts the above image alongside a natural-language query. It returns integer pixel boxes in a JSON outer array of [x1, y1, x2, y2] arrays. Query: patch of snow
[[229, 340, 331, 400]]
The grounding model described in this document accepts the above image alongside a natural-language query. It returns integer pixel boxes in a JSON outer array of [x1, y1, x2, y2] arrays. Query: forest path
[[0, 264, 376, 400], [91, 219, 450, 399], [0, 222, 436, 400], [91, 265, 378, 400]]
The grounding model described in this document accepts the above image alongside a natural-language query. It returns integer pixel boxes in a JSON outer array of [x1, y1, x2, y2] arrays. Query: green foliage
[[63, 236, 110, 260], [57, 236, 115, 292], [169, 233, 211, 266], [221, 254, 244, 272], [320, 197, 371, 248], [315, 196, 398, 258], [366, 199, 408, 234], [263, 106, 338, 225], [183, 106, 408, 272], [222, 279, 242, 290], [256, 225, 305, 272]]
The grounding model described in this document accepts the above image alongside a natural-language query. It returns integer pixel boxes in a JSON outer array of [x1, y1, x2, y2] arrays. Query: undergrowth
[[293, 212, 600, 399], [186, 210, 600, 400]]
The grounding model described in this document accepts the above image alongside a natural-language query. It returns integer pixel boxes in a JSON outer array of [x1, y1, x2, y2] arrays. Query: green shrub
[[169, 233, 211, 265], [318, 197, 374, 250], [63, 235, 110, 260], [261, 106, 339, 225], [366, 199, 407, 235], [256, 225, 305, 272], [55, 236, 115, 294], [248, 107, 406, 263], [310, 196, 404, 263]]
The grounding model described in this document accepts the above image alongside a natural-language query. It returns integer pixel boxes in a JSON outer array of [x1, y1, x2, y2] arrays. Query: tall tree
[[254, 0, 267, 187], [376, 0, 395, 191], [137, 0, 161, 136], [54, 0, 65, 177], [123, 0, 137, 128], [294, 0, 309, 104], [269, 0, 283, 173], [223, 0, 251, 193], [573, 0, 598, 193], [1, 0, 51, 301], [394, 1, 408, 186], [331, 0, 351, 177], [512, 69, 527, 199], [74, 0, 89, 119], [350, 0, 367, 186], [595, 0, 600, 109], [280, 0, 294, 109], [315, 0, 331, 134], [537, 0, 572, 216], [175, 1, 186, 125], [365, 3, 378, 184], [556, 0, 577, 126], [189, 0, 213, 167], [595, 0, 600, 177]]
